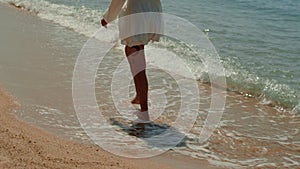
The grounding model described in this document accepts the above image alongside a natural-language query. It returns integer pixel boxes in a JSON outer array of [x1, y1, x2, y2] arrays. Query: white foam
[[207, 159, 241, 169], [150, 39, 211, 81], [283, 157, 300, 167], [292, 102, 300, 116], [3, 0, 103, 37], [255, 163, 277, 168]]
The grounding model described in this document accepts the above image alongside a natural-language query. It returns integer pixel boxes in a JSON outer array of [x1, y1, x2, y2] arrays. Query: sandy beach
[[0, 89, 221, 168], [1, 1, 300, 168], [0, 3, 226, 169], [0, 87, 173, 169]]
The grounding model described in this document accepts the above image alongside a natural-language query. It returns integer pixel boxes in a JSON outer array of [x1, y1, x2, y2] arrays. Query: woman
[[101, 0, 162, 122]]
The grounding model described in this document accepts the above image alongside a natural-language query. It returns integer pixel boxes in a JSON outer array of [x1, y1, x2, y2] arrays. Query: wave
[[222, 55, 299, 112], [2, 0, 103, 37], [2, 0, 299, 112], [155, 38, 299, 112]]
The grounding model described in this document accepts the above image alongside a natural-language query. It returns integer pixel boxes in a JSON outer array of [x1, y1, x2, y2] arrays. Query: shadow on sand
[[110, 117, 189, 149]]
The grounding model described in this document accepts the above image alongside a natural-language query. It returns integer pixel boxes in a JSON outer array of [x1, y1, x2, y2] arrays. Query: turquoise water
[[162, 0, 300, 110]]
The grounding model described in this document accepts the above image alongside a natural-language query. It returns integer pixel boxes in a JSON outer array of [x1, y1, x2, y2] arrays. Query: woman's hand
[[101, 19, 108, 28]]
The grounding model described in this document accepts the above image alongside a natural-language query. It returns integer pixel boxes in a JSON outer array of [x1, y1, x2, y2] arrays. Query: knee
[[125, 46, 135, 57]]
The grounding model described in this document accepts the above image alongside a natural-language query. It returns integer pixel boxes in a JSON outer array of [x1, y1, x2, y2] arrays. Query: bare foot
[[133, 110, 150, 123], [131, 96, 140, 104]]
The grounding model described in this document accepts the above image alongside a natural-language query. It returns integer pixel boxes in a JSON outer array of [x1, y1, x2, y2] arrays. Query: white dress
[[103, 0, 162, 47]]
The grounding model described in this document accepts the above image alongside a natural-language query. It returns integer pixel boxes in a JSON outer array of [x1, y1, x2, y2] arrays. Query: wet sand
[[0, 87, 223, 169]]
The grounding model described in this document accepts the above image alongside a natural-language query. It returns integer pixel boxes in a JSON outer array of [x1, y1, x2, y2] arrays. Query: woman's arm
[[102, 0, 126, 26]]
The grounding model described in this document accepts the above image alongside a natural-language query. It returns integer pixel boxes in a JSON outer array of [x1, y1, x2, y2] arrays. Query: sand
[[0, 3, 224, 169], [0, 87, 175, 169]]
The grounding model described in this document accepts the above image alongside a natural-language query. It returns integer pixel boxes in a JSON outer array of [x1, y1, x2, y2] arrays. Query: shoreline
[[2, 0, 298, 113], [0, 3, 223, 168], [1, 1, 299, 168]]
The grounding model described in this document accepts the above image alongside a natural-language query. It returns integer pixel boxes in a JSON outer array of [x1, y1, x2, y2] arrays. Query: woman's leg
[[125, 45, 148, 112]]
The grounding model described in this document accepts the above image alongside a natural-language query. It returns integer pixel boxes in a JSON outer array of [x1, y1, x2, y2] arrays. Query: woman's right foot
[[133, 110, 150, 123]]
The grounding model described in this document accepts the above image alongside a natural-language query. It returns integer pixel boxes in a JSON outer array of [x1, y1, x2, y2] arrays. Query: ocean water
[[1, 0, 300, 168], [3, 0, 299, 112]]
